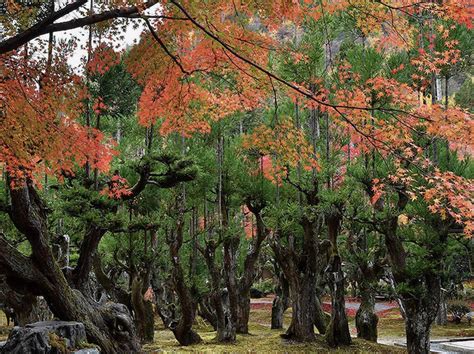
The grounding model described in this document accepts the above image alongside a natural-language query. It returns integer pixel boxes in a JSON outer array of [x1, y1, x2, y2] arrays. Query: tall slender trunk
[[166, 208, 202, 346], [325, 213, 351, 347]]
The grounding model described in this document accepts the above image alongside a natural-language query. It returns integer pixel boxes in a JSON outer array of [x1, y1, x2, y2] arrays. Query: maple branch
[[142, 17, 190, 75], [0, 0, 87, 54], [169, 0, 424, 119], [0, 0, 160, 55]]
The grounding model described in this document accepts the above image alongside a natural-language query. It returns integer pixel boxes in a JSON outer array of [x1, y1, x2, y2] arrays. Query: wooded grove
[[0, 1, 473, 353]]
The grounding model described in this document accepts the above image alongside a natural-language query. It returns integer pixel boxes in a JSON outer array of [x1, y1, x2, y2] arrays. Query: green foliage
[[455, 78, 474, 112]]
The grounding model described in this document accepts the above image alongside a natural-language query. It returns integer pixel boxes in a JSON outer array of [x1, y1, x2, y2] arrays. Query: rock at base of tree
[[0, 321, 92, 354]]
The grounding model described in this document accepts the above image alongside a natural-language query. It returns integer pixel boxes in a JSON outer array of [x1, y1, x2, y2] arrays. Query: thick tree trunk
[[325, 255, 351, 347], [0, 276, 52, 326], [212, 289, 235, 342], [1, 184, 140, 353], [203, 242, 236, 342], [405, 303, 432, 354], [282, 279, 316, 341], [73, 225, 106, 294], [355, 285, 378, 342], [235, 292, 251, 334], [131, 274, 154, 343], [402, 275, 440, 354], [325, 212, 351, 347], [272, 213, 330, 341], [271, 272, 289, 329], [435, 290, 447, 326]]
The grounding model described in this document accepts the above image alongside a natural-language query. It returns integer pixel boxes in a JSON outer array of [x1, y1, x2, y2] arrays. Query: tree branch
[[0, 0, 159, 54]]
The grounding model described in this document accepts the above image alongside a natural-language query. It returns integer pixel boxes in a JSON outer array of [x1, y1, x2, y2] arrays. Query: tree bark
[[272, 208, 330, 341], [231, 206, 268, 334], [166, 213, 202, 346], [202, 242, 236, 342], [435, 289, 448, 326], [198, 295, 218, 330], [355, 285, 378, 342], [73, 225, 106, 294], [325, 213, 351, 347], [325, 255, 351, 347], [1, 183, 140, 353], [281, 275, 319, 341], [271, 266, 289, 329], [131, 273, 154, 343], [405, 300, 434, 354]]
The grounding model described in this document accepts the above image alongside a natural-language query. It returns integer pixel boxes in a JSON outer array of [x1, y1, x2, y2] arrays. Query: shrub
[[448, 301, 471, 324]]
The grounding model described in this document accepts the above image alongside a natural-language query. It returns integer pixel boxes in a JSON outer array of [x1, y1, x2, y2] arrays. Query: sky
[[33, 0, 162, 70]]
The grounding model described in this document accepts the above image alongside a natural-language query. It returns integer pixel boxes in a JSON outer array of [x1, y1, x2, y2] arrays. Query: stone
[[1, 320, 87, 354], [73, 349, 100, 354], [439, 340, 474, 352]]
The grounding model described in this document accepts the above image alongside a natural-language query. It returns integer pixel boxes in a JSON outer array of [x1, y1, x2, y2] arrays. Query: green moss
[[48, 333, 68, 353], [143, 326, 405, 353], [75, 341, 100, 350]]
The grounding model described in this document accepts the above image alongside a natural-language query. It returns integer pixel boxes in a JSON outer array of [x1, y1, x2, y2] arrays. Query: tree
[[1, 1, 472, 353]]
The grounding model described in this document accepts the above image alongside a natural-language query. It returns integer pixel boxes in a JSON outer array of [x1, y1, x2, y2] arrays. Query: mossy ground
[[1, 305, 472, 352], [143, 316, 404, 353]]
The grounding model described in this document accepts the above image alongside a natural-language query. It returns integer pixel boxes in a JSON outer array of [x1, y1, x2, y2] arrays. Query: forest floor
[[1, 296, 473, 352], [141, 296, 474, 353]]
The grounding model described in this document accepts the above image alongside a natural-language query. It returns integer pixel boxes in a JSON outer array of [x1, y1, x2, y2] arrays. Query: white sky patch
[[28, 0, 162, 71]]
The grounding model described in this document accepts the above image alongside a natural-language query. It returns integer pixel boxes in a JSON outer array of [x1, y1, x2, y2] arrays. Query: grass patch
[[143, 325, 405, 353], [378, 317, 474, 339], [144, 309, 404, 353]]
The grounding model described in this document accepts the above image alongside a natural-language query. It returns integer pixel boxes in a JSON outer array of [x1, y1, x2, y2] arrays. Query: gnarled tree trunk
[[283, 277, 317, 341], [131, 272, 154, 343], [166, 210, 202, 346], [0, 183, 140, 353], [227, 205, 268, 334], [355, 285, 378, 342], [272, 208, 330, 342], [271, 267, 289, 330], [202, 241, 236, 342], [325, 255, 351, 347]]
